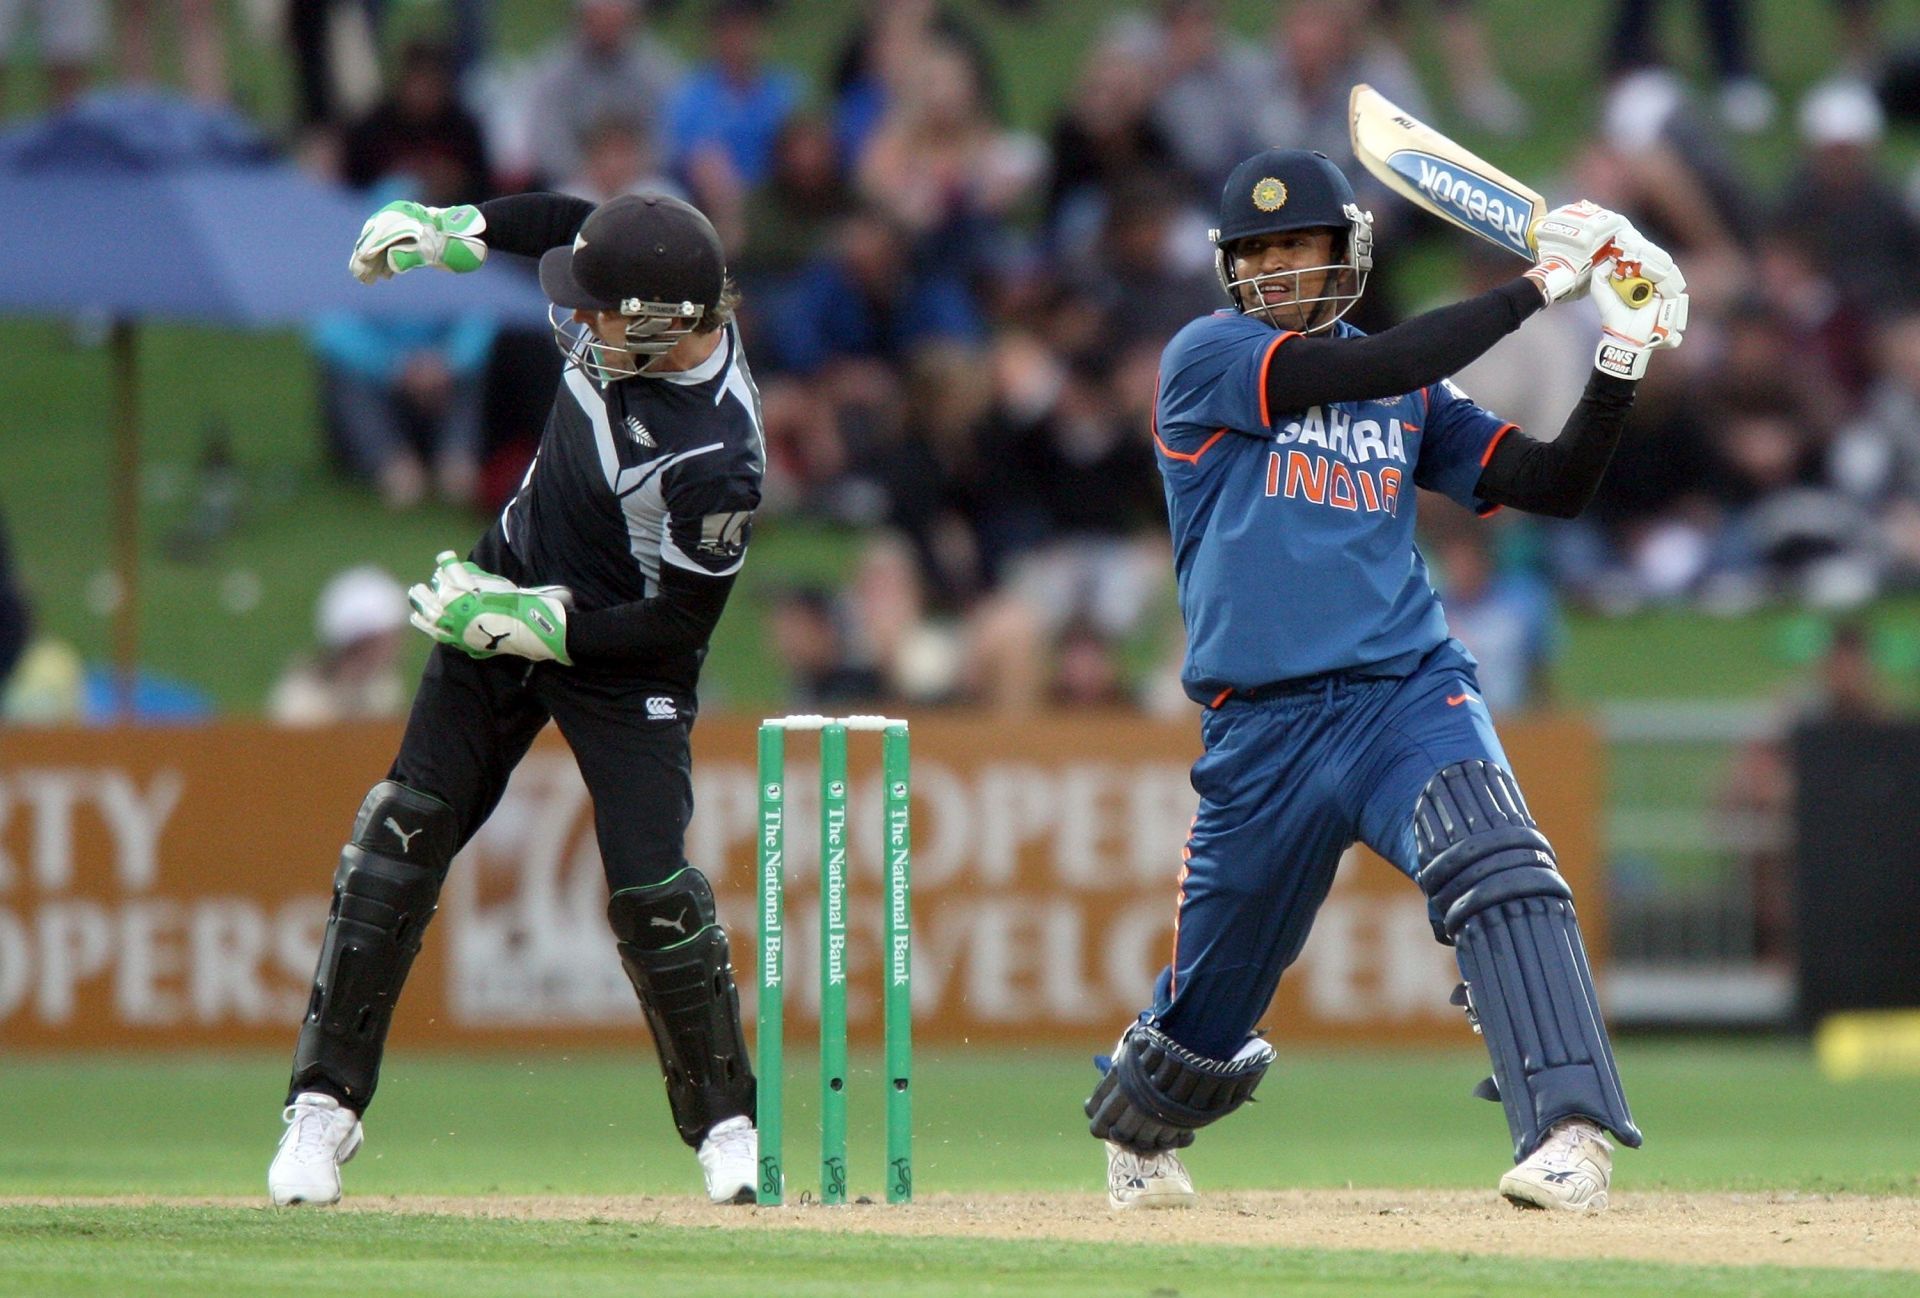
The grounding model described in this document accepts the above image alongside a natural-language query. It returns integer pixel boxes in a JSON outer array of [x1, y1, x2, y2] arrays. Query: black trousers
[[392, 643, 698, 895]]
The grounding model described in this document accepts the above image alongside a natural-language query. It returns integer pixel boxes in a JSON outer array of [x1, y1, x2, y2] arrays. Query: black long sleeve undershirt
[[1262, 279, 1544, 412], [566, 566, 739, 663], [476, 192, 596, 258], [1472, 371, 1638, 519]]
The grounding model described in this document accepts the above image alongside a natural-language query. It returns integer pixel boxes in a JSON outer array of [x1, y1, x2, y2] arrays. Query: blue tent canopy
[[0, 90, 547, 326]]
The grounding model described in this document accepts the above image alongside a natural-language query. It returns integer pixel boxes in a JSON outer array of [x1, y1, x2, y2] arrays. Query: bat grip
[[1611, 274, 1655, 308]]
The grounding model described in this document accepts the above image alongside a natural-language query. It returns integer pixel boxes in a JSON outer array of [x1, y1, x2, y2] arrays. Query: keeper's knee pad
[[608, 867, 755, 1146], [291, 782, 459, 1108], [1084, 1020, 1275, 1153], [1414, 761, 1641, 1159]]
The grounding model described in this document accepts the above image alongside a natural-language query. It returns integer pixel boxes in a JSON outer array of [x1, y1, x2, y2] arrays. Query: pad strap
[[1414, 760, 1641, 1159], [608, 868, 756, 1147], [1085, 1021, 1275, 1153], [290, 782, 458, 1110]]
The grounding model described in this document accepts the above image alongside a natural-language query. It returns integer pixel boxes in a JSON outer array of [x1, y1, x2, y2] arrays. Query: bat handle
[[1611, 274, 1655, 308]]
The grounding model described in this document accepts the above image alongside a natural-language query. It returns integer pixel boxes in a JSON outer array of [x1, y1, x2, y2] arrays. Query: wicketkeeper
[[269, 192, 766, 1207]]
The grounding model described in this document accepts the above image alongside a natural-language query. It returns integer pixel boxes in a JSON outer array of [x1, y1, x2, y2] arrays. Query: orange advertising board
[[0, 714, 1601, 1051]]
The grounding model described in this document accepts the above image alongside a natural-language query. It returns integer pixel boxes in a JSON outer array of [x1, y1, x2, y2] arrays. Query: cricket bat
[[1348, 83, 1653, 307]]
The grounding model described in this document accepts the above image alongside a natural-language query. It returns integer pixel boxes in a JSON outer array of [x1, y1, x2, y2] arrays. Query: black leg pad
[[1085, 1021, 1275, 1153], [608, 868, 756, 1147], [1415, 761, 1642, 1160], [290, 782, 458, 1110]]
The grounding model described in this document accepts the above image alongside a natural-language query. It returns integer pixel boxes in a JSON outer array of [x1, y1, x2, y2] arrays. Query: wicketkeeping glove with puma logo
[[407, 550, 574, 665]]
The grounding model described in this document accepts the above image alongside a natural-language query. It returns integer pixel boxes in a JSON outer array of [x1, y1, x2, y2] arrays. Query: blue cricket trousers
[[1152, 640, 1511, 1058]]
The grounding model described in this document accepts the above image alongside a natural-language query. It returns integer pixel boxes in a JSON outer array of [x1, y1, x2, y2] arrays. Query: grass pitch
[[0, 1041, 1913, 1295]]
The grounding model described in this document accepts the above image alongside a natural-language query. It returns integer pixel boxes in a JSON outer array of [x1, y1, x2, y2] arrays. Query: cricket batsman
[[1086, 148, 1685, 1212], [268, 191, 765, 1206]]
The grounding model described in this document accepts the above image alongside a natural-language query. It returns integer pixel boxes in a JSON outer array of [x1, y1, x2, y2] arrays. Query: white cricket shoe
[[268, 1092, 364, 1206], [697, 1115, 758, 1204], [1105, 1141, 1196, 1210], [1499, 1118, 1613, 1212]]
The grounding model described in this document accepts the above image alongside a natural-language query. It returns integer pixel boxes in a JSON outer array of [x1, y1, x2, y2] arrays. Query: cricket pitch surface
[[21, 1190, 1914, 1271]]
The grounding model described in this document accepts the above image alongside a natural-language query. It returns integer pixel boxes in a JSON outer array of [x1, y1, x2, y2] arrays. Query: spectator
[[1754, 225, 1877, 413], [1570, 67, 1752, 306], [561, 114, 685, 206], [0, 0, 103, 109], [1069, 174, 1220, 351], [856, 35, 1045, 275], [1831, 311, 1920, 589], [310, 299, 499, 508], [1431, 521, 1561, 713], [0, 507, 28, 698], [288, 0, 383, 128], [736, 115, 857, 285], [1606, 0, 1777, 133], [1258, 0, 1432, 182], [267, 566, 411, 725], [1720, 619, 1892, 958], [759, 207, 984, 376], [994, 355, 1168, 649], [1777, 77, 1920, 315], [1376, 0, 1529, 135], [1698, 394, 1875, 608], [829, 0, 1001, 168], [1141, 0, 1274, 194], [666, 0, 802, 189], [1453, 242, 1594, 443], [342, 39, 491, 200], [120, 0, 228, 105], [767, 584, 886, 709], [1043, 30, 1179, 253], [1051, 617, 1132, 709], [522, 0, 684, 189]]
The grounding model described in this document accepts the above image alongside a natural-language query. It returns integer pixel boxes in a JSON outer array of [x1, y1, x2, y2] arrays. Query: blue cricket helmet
[[1210, 148, 1374, 331]]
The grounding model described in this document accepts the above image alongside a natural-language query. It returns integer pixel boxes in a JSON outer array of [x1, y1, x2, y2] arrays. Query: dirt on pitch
[[28, 1190, 1914, 1272]]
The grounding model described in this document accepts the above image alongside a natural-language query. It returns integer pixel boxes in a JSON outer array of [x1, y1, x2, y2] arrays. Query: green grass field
[[0, 1041, 1913, 1295]]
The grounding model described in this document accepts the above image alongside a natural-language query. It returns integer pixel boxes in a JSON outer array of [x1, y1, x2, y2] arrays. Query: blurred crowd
[[7, 0, 1920, 721]]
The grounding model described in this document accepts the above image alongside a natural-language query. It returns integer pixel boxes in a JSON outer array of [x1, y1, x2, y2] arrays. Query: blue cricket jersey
[[1154, 310, 1513, 703]]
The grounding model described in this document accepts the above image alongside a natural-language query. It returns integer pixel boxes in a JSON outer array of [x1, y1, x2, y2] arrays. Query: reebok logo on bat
[[1446, 692, 1479, 707], [1389, 150, 1534, 259], [383, 817, 422, 852]]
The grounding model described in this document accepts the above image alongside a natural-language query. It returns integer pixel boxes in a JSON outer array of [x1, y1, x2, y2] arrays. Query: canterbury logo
[[650, 910, 689, 934], [383, 817, 422, 852]]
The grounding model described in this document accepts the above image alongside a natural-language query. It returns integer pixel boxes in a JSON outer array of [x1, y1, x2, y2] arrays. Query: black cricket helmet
[[1211, 148, 1373, 332], [540, 192, 727, 379]]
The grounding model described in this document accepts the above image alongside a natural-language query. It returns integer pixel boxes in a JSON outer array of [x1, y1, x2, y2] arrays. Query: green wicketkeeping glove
[[348, 201, 488, 284], [408, 551, 573, 665]]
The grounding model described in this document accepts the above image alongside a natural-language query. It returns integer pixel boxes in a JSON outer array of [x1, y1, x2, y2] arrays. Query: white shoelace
[[284, 1104, 344, 1161], [705, 1118, 754, 1158], [1112, 1147, 1182, 1180], [1537, 1120, 1608, 1165]]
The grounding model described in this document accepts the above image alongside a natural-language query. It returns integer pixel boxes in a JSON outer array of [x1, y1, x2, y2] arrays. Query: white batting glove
[[1591, 256, 1688, 380], [1603, 226, 1687, 295], [1525, 201, 1629, 305], [349, 201, 488, 284]]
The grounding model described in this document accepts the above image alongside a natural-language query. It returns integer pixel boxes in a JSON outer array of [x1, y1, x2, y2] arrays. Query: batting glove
[[1525, 200, 1628, 305], [408, 551, 574, 665], [1591, 256, 1688, 380], [349, 201, 488, 284]]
